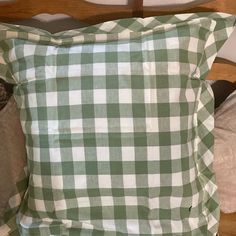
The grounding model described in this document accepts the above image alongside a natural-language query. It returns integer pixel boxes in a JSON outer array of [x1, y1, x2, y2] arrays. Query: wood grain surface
[[219, 212, 236, 236], [0, 0, 236, 24], [0, 0, 135, 24], [143, 0, 236, 16], [207, 61, 236, 82]]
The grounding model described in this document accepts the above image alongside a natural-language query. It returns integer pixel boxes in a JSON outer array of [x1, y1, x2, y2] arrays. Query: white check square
[[170, 116, 181, 131], [95, 118, 108, 132], [171, 172, 183, 186], [93, 89, 107, 104], [96, 147, 110, 161], [122, 147, 135, 161], [119, 89, 132, 103], [54, 199, 67, 211], [74, 175, 87, 189], [46, 92, 58, 107], [69, 90, 81, 105], [123, 175, 136, 188], [72, 147, 85, 161], [98, 175, 112, 188]]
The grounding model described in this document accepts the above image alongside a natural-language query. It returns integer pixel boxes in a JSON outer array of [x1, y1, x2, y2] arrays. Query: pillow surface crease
[[0, 12, 235, 236]]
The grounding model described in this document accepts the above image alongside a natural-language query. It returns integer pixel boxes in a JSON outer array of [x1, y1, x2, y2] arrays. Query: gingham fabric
[[0, 12, 235, 236]]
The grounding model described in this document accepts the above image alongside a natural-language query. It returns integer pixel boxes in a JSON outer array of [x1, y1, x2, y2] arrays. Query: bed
[[0, 0, 235, 235]]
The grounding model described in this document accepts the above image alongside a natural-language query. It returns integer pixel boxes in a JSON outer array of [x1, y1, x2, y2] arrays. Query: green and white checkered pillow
[[0, 12, 235, 236]]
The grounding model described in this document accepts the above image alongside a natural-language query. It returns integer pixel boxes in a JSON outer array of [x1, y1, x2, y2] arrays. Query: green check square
[[81, 53, 93, 64], [110, 161, 123, 175], [85, 161, 98, 175], [157, 104, 170, 117], [58, 105, 70, 119], [83, 133, 96, 147], [90, 206, 103, 220], [57, 54, 69, 66], [135, 161, 148, 174], [107, 104, 120, 118], [82, 104, 95, 118], [37, 107, 48, 120], [159, 132, 171, 146], [40, 162, 52, 175], [132, 104, 146, 118], [159, 208, 171, 220], [160, 160, 172, 174], [114, 206, 126, 219], [62, 162, 74, 175]]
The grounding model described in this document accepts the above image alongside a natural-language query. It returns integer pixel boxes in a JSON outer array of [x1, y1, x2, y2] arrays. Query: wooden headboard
[[0, 0, 235, 82]]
